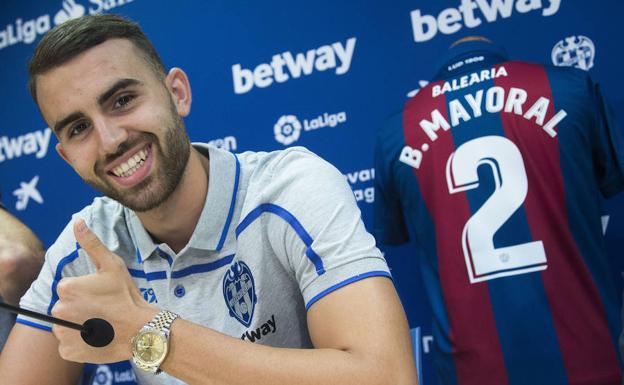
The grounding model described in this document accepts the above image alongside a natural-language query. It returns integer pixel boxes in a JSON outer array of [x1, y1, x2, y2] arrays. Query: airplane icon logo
[[13, 175, 44, 211]]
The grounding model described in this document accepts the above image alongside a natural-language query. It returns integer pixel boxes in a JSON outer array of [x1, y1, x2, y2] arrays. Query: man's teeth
[[112, 149, 148, 178]]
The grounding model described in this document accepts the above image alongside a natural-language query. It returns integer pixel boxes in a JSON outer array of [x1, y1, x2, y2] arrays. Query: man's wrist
[[131, 309, 180, 374]]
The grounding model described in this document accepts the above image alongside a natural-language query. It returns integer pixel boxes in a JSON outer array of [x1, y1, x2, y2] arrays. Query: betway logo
[[232, 37, 357, 94], [0, 128, 52, 163], [241, 315, 277, 342], [411, 0, 561, 43]]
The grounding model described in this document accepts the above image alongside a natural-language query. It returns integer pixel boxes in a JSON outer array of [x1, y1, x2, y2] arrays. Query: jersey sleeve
[[591, 81, 624, 197], [262, 148, 391, 310], [374, 113, 409, 245]]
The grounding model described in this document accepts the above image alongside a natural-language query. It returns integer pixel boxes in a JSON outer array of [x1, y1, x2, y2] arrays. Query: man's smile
[[105, 143, 154, 186]]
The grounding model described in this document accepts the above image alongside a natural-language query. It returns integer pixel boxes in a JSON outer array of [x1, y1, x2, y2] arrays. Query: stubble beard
[[86, 103, 191, 212]]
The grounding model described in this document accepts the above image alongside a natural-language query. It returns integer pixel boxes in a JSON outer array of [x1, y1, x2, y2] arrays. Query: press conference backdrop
[[1, 1, 623, 384]]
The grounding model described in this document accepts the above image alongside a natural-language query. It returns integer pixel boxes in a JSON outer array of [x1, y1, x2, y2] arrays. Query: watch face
[[134, 330, 167, 364]]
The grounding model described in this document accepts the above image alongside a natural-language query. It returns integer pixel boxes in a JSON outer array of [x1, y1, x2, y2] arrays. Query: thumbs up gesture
[[51, 219, 158, 363]]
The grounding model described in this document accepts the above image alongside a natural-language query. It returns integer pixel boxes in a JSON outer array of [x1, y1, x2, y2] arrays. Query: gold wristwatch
[[131, 310, 179, 374]]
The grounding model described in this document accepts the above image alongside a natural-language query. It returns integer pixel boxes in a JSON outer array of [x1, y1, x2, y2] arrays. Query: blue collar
[[433, 40, 508, 80], [125, 144, 239, 263]]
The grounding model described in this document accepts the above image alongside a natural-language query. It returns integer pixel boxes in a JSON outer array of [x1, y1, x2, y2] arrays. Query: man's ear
[[56, 143, 70, 164], [165, 68, 192, 117]]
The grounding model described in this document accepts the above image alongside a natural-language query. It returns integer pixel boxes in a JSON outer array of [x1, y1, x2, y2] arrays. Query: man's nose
[[94, 119, 129, 155]]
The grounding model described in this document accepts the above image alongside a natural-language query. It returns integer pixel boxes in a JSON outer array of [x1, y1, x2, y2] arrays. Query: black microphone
[[0, 301, 114, 347]]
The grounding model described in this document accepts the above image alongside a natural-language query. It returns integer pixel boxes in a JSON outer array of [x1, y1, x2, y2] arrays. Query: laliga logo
[[551, 35, 595, 71], [273, 112, 347, 145], [92, 365, 113, 385], [274, 115, 302, 146], [0, 0, 135, 50], [0, 0, 85, 50]]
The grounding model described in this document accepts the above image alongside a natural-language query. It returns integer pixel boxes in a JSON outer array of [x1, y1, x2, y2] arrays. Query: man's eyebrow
[[97, 78, 142, 106], [52, 79, 143, 136], [53, 111, 86, 135]]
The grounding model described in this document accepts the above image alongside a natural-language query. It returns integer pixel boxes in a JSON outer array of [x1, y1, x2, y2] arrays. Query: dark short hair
[[28, 14, 166, 102]]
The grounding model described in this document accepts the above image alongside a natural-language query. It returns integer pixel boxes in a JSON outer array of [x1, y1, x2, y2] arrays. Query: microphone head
[[81, 318, 115, 347]]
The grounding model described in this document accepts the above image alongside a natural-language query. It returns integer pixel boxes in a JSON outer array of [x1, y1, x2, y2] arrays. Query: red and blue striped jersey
[[375, 41, 624, 385]]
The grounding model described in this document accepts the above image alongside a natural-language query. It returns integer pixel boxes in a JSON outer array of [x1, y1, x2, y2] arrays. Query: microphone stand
[[0, 301, 114, 347]]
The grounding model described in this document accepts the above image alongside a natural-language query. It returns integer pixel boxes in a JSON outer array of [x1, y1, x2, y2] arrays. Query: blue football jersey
[[375, 41, 624, 385]]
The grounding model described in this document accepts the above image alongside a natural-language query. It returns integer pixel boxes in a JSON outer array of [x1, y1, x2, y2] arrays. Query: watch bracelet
[[133, 309, 180, 374], [148, 309, 179, 334]]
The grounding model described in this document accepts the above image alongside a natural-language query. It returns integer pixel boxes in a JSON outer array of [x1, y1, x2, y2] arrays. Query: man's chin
[[87, 177, 166, 212]]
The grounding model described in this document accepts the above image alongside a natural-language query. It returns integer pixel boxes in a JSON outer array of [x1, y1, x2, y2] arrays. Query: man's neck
[[137, 147, 210, 253]]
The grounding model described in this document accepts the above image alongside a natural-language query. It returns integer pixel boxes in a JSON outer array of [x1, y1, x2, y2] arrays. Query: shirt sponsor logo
[[551, 35, 595, 71], [0, 0, 135, 51], [240, 314, 277, 342], [13, 175, 44, 211], [0, 128, 52, 163], [223, 261, 257, 327], [432, 65, 507, 97], [232, 37, 356, 94], [345, 168, 375, 204], [273, 111, 347, 145], [410, 0, 561, 43]]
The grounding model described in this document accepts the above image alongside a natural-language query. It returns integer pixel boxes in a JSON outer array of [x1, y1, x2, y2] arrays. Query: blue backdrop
[[1, 1, 623, 384]]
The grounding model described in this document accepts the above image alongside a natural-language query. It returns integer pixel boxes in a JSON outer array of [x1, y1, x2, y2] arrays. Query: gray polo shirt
[[19, 144, 390, 385]]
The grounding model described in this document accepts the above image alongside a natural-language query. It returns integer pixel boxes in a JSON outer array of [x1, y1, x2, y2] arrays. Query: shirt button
[[174, 284, 185, 298]]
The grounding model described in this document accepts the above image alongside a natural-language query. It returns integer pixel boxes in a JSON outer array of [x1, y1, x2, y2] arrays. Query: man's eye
[[114, 94, 135, 109], [68, 122, 90, 138]]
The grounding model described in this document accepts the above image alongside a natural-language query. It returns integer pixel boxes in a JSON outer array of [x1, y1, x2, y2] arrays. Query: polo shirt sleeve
[[262, 147, 391, 310]]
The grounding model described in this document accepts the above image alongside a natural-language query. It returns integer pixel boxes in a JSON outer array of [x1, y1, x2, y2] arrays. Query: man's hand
[[51, 219, 158, 364]]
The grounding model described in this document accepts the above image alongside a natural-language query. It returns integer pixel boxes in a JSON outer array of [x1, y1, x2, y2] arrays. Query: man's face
[[36, 39, 190, 212]]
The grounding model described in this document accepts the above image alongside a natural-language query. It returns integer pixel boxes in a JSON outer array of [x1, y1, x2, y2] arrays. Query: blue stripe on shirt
[[236, 203, 325, 275], [216, 155, 240, 251], [305, 271, 392, 310], [47, 246, 81, 315]]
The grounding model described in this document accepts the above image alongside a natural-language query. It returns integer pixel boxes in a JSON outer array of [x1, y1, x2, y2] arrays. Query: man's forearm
[[159, 278, 418, 385], [162, 319, 413, 385]]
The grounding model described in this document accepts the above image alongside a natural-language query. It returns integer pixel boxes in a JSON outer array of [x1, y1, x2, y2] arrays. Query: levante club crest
[[223, 261, 257, 327]]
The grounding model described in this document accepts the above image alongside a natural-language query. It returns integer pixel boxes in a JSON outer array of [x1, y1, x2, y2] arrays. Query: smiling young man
[[0, 14, 417, 385]]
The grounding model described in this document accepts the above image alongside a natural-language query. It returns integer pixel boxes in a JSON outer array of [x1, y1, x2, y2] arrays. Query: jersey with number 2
[[375, 56, 624, 385]]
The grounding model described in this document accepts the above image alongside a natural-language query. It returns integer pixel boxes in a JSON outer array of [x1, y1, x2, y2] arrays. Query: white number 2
[[446, 135, 547, 283]]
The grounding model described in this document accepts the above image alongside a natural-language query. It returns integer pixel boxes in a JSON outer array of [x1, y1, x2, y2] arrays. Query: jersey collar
[[125, 144, 240, 263], [433, 40, 508, 80]]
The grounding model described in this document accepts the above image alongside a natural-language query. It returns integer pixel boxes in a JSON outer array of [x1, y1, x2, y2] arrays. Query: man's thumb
[[73, 218, 114, 271]]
